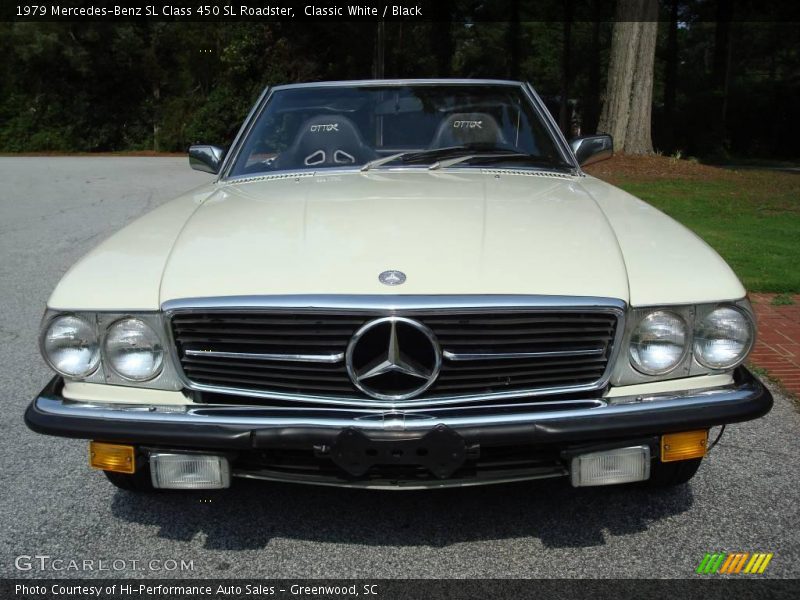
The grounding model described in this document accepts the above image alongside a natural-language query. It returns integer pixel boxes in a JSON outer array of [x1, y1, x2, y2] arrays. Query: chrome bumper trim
[[31, 374, 764, 432], [26, 368, 772, 455], [233, 466, 568, 490]]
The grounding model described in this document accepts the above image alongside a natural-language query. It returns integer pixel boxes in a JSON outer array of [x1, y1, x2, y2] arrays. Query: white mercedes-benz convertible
[[26, 80, 771, 492]]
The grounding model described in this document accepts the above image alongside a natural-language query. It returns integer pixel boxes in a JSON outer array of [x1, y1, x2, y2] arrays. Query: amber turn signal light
[[661, 430, 708, 462], [89, 441, 135, 474]]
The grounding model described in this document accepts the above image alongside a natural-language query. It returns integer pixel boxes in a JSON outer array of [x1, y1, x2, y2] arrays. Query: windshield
[[228, 84, 568, 176]]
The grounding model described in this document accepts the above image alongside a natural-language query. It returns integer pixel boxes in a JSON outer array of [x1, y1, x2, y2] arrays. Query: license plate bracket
[[330, 424, 468, 479]]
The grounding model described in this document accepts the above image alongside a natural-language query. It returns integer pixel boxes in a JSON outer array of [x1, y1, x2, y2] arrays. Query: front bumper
[[25, 368, 772, 487]]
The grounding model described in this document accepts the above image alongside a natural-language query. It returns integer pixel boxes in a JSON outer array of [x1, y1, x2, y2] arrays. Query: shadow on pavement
[[110, 475, 694, 550]]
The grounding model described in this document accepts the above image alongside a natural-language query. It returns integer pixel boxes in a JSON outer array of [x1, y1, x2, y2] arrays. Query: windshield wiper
[[362, 147, 574, 172], [360, 151, 410, 171], [429, 152, 574, 171], [361, 145, 502, 172]]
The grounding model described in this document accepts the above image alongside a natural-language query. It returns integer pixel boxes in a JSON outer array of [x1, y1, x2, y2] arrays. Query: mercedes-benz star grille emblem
[[346, 317, 441, 401], [378, 270, 406, 286]]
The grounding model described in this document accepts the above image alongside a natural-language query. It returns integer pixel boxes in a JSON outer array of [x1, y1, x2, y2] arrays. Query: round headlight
[[694, 307, 753, 369], [104, 318, 164, 381], [42, 315, 100, 378], [629, 311, 688, 375]]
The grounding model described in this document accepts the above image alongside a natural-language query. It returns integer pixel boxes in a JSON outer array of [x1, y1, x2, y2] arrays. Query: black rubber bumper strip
[[25, 367, 773, 450], [25, 377, 254, 449]]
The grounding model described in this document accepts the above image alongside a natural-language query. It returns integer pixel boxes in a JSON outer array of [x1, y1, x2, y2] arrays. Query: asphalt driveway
[[0, 157, 798, 579]]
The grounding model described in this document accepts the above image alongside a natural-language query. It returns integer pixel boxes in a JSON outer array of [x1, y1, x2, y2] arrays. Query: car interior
[[232, 87, 551, 175]]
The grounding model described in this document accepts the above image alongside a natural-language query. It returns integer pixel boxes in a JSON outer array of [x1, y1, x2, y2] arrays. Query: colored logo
[[696, 552, 773, 575]]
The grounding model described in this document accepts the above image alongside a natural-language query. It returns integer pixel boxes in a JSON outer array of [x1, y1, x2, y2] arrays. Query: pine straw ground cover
[[585, 155, 800, 293]]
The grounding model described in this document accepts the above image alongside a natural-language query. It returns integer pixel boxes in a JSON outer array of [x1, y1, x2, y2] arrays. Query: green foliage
[[0, 17, 797, 157], [771, 293, 796, 306]]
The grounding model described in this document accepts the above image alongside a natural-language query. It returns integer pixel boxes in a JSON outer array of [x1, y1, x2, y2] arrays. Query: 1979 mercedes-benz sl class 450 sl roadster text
[[26, 80, 772, 491]]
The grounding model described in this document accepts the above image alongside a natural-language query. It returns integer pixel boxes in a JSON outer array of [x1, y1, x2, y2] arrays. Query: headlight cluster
[[42, 315, 100, 378], [104, 318, 165, 381], [628, 311, 687, 375], [628, 305, 753, 376], [693, 307, 752, 369], [42, 314, 165, 382]]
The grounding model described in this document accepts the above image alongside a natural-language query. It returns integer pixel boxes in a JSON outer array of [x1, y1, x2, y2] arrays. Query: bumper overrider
[[25, 367, 772, 489]]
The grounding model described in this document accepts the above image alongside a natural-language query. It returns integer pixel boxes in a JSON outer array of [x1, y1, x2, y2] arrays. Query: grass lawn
[[586, 156, 800, 293]]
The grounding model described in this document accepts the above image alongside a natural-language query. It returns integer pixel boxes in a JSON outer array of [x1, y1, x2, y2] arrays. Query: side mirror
[[569, 134, 613, 167], [189, 145, 226, 174]]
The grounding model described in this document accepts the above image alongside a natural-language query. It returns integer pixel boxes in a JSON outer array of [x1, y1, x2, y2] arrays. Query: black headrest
[[273, 115, 375, 169], [429, 112, 508, 149]]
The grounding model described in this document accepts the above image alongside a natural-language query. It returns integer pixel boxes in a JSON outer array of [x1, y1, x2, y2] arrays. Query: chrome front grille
[[169, 300, 622, 406], [428, 313, 614, 394], [172, 313, 357, 394]]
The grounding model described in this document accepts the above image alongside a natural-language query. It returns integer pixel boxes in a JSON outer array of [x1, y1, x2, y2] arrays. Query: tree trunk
[[663, 0, 679, 151], [152, 84, 160, 153], [721, 22, 734, 132], [507, 0, 520, 79], [558, 0, 573, 136], [394, 22, 404, 78], [583, 3, 603, 135], [711, 0, 734, 151], [431, 1, 453, 77], [597, 0, 659, 154], [625, 18, 657, 154], [372, 21, 385, 79]]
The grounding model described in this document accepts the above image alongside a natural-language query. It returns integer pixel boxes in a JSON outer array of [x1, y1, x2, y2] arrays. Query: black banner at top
[[3, 0, 800, 23]]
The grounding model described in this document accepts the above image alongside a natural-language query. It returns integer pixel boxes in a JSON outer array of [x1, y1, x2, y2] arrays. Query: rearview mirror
[[189, 145, 226, 174], [569, 134, 613, 167]]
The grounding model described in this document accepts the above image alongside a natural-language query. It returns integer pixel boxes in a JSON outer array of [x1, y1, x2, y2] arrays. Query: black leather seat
[[272, 115, 376, 169], [429, 112, 509, 148]]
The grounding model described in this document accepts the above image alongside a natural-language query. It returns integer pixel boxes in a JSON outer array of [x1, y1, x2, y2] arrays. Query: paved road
[[0, 157, 798, 579]]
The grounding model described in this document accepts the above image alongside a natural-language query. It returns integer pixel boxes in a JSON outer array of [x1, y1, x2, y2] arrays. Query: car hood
[[158, 171, 630, 302], [48, 170, 746, 311]]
